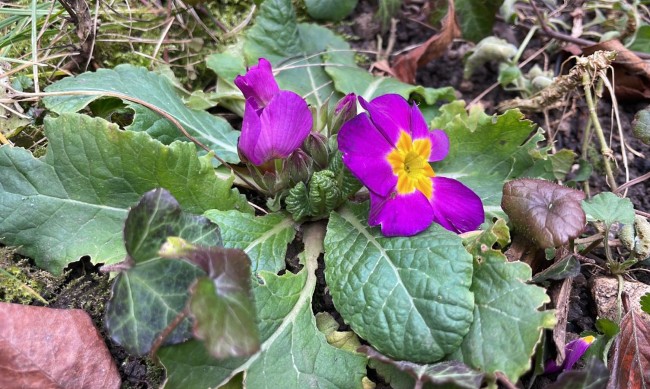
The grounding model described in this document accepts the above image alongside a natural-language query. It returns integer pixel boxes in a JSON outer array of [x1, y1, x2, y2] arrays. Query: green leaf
[[641, 294, 650, 315], [42, 64, 240, 164], [581, 192, 636, 227], [452, 227, 556, 382], [531, 255, 581, 284], [464, 37, 517, 79], [455, 0, 505, 42], [629, 25, 650, 53], [125, 103, 182, 145], [243, 0, 355, 107], [546, 357, 609, 389], [158, 224, 367, 388], [325, 202, 474, 363], [105, 189, 221, 356], [305, 0, 357, 21], [362, 346, 484, 389], [165, 245, 260, 359], [0, 113, 249, 274], [326, 65, 456, 106], [632, 106, 650, 145], [203, 210, 296, 274], [431, 101, 552, 219]]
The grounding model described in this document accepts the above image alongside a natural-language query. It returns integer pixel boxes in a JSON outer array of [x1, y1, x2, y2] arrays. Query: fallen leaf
[[0, 303, 120, 389], [608, 302, 650, 388], [392, 0, 461, 83], [583, 40, 650, 100]]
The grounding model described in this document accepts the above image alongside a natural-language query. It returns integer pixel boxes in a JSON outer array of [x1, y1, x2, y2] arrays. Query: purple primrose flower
[[338, 94, 484, 236], [545, 335, 595, 373], [234, 58, 312, 166]]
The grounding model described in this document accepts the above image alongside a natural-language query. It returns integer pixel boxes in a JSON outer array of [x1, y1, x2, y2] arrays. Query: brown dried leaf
[[391, 0, 461, 83], [608, 305, 650, 388], [0, 303, 120, 389], [583, 40, 650, 100]]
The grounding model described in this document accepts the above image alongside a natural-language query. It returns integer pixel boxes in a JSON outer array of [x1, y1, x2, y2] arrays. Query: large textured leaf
[[609, 304, 650, 388], [42, 64, 240, 163], [502, 179, 586, 248], [105, 189, 221, 356], [158, 223, 367, 388], [0, 303, 121, 389], [243, 0, 355, 107], [451, 223, 556, 382], [325, 202, 474, 363], [204, 210, 296, 273], [0, 114, 249, 274], [431, 101, 557, 219]]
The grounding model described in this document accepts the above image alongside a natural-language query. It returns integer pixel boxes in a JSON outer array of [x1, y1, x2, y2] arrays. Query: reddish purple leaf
[[502, 179, 586, 248]]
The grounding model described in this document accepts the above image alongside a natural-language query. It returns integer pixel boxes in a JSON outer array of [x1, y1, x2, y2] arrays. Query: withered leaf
[[0, 303, 120, 389], [392, 0, 461, 83], [501, 179, 586, 248], [608, 305, 650, 388]]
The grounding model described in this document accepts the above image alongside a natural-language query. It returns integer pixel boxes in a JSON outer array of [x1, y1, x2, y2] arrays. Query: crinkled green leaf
[[0, 114, 249, 274], [203, 210, 296, 274], [160, 244, 259, 359], [158, 224, 367, 388], [243, 0, 355, 107], [105, 189, 221, 356], [325, 202, 474, 363], [431, 101, 555, 219], [455, 0, 505, 42], [581, 192, 635, 227], [305, 0, 357, 21], [547, 357, 609, 389], [42, 64, 240, 163], [502, 179, 586, 248], [362, 346, 484, 389], [452, 226, 556, 382]]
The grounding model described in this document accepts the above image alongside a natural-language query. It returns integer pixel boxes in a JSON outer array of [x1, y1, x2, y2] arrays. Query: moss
[[0, 247, 61, 304]]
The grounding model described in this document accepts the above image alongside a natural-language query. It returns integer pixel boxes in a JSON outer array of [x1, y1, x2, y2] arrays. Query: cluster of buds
[[234, 58, 356, 198]]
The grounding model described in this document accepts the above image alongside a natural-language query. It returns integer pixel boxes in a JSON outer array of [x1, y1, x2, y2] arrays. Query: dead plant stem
[[581, 71, 617, 191]]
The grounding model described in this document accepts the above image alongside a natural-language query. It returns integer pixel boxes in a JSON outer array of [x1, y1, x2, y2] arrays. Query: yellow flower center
[[386, 131, 434, 199]]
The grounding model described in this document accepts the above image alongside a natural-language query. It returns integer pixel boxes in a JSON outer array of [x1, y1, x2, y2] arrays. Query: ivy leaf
[[431, 101, 560, 219], [203, 210, 296, 274], [159, 241, 260, 359], [455, 0, 504, 42], [105, 189, 221, 356], [452, 222, 556, 382], [581, 192, 636, 228], [608, 304, 650, 388], [531, 255, 581, 284], [325, 202, 474, 363], [0, 114, 249, 274], [502, 179, 586, 248], [42, 64, 240, 163], [243, 0, 355, 107], [158, 223, 367, 388], [361, 346, 484, 389], [546, 358, 609, 389]]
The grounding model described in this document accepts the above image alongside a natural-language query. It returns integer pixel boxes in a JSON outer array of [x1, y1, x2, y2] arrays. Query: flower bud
[[302, 132, 329, 170], [328, 93, 357, 135], [283, 149, 312, 186]]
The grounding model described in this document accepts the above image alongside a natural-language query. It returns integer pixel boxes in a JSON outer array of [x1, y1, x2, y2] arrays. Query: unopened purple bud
[[329, 93, 357, 135], [302, 132, 329, 169]]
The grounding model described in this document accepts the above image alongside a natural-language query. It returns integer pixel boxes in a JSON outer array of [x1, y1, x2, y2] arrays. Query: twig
[[149, 308, 188, 359]]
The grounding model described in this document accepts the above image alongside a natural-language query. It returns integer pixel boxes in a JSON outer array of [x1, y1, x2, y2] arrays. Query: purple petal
[[368, 190, 434, 236], [563, 337, 592, 371], [238, 100, 263, 164], [359, 94, 412, 146], [430, 177, 484, 233], [255, 91, 312, 163], [427, 130, 450, 162], [338, 113, 397, 196], [234, 58, 279, 111], [409, 101, 430, 139]]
